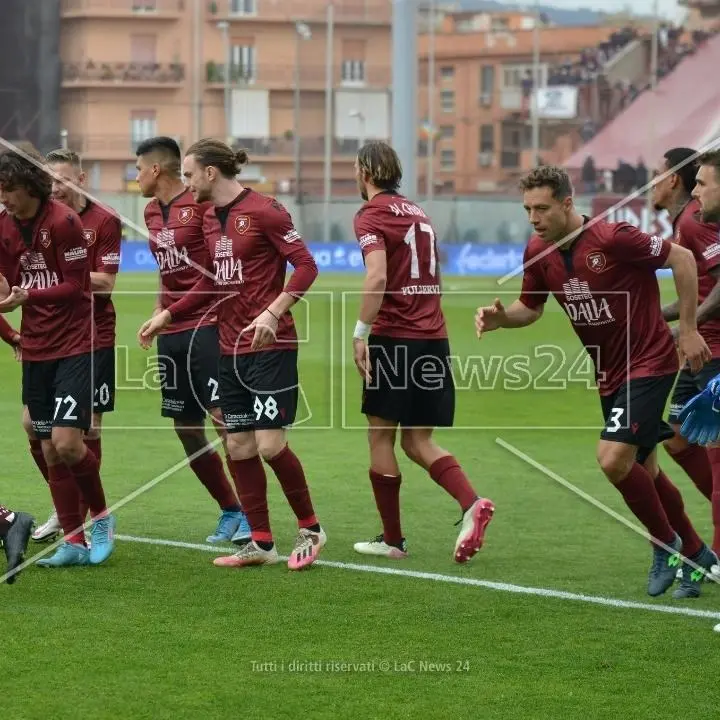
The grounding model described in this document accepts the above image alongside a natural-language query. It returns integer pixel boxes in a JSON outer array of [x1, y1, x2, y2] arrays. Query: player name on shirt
[[354, 192, 446, 339]]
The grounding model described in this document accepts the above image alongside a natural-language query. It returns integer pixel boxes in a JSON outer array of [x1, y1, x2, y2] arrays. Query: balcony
[[205, 63, 391, 90], [61, 0, 184, 19], [67, 135, 185, 160], [62, 62, 185, 88], [207, 0, 390, 25], [229, 136, 384, 160]]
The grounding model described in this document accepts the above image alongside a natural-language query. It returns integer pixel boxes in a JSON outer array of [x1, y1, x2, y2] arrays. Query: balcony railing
[[231, 136, 388, 158], [62, 62, 185, 85], [207, 0, 390, 24], [61, 0, 184, 15], [206, 62, 390, 88], [67, 135, 185, 157]]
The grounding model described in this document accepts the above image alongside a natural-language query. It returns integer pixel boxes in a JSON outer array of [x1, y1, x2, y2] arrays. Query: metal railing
[[62, 62, 185, 83], [61, 0, 184, 13]]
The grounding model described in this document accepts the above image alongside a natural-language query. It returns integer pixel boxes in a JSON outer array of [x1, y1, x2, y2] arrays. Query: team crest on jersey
[[39, 229, 51, 248], [586, 251, 606, 273], [178, 207, 194, 224], [235, 215, 250, 234], [83, 229, 96, 246]]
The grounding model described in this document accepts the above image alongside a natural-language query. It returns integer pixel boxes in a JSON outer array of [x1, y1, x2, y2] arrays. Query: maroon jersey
[[168, 189, 318, 356], [0, 201, 91, 362], [79, 200, 121, 350], [353, 192, 446, 339], [145, 188, 215, 334], [673, 198, 720, 356], [519, 219, 678, 395]]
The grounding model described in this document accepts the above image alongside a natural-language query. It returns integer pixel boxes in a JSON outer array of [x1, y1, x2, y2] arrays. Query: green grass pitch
[[2, 272, 719, 719]]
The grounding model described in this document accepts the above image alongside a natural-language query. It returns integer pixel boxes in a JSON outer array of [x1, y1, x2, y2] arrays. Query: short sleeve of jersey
[[612, 223, 671, 269], [691, 221, 720, 272], [518, 243, 549, 310], [94, 215, 122, 273], [353, 207, 386, 260]]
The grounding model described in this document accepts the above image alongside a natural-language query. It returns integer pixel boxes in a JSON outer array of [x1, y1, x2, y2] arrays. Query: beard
[[702, 207, 720, 223]]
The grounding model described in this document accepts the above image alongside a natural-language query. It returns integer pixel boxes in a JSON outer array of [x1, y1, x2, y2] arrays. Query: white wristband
[[353, 320, 370, 340]]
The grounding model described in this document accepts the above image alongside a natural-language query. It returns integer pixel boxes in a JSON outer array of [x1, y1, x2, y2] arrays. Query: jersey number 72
[[404, 222, 437, 279]]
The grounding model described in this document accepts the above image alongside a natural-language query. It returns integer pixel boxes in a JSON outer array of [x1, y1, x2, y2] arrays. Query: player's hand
[[353, 338, 371, 382], [0, 273, 9, 299], [243, 309, 279, 351], [678, 329, 712, 374], [138, 310, 172, 349], [0, 286, 28, 312], [475, 298, 506, 338], [11, 333, 20, 362]]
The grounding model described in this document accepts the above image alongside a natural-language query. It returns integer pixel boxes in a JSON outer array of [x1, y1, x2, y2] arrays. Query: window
[[502, 63, 547, 88], [130, 34, 157, 63], [231, 0, 256, 14], [130, 111, 157, 151], [439, 125, 454, 140], [480, 124, 494, 152], [440, 149, 455, 170], [230, 44, 256, 81], [341, 60, 365, 84], [440, 90, 454, 112], [439, 65, 454, 80], [132, 0, 157, 11], [480, 65, 494, 105]]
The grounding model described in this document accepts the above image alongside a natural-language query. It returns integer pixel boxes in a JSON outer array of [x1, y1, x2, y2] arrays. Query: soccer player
[[0, 143, 115, 567], [0, 504, 33, 584], [135, 137, 250, 545], [475, 165, 715, 599], [28, 148, 122, 542], [652, 147, 720, 559], [138, 139, 324, 570], [349, 141, 495, 563]]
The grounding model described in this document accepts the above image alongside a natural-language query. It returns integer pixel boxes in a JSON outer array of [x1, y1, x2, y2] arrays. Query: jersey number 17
[[404, 222, 437, 279]]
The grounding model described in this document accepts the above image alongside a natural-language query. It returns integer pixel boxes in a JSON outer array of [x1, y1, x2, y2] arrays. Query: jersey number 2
[[404, 222, 437, 279]]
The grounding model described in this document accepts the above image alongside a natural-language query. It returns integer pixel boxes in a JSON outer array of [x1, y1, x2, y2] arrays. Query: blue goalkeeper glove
[[678, 372, 720, 446]]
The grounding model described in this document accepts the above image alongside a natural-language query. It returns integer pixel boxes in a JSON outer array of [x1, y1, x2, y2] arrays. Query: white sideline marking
[[117, 534, 720, 621]]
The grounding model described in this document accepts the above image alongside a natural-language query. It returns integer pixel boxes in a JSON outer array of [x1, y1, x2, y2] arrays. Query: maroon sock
[[429, 455, 478, 512], [85, 436, 102, 469], [266, 446, 317, 528], [0, 506, 15, 535], [708, 447, 720, 555], [231, 456, 271, 543], [68, 449, 107, 518], [667, 444, 712, 500], [29, 439, 49, 483], [654, 469, 703, 558], [48, 464, 85, 545], [615, 463, 676, 544], [189, 451, 238, 510], [369, 469, 403, 546], [225, 455, 244, 511]]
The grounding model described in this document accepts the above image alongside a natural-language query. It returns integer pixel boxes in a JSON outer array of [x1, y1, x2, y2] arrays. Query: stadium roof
[[565, 33, 720, 170]]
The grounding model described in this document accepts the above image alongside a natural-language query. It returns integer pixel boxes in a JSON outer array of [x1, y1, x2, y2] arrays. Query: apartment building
[[417, 11, 624, 193], [59, 0, 390, 193]]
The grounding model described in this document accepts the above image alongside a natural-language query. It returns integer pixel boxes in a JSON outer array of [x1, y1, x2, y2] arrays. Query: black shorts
[[600, 373, 677, 464], [91, 347, 115, 414], [219, 350, 298, 432], [668, 358, 720, 423], [361, 335, 455, 428], [22, 353, 93, 439], [156, 325, 221, 422]]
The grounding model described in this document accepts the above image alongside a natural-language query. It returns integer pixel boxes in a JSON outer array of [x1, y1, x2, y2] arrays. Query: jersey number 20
[[404, 222, 437, 279]]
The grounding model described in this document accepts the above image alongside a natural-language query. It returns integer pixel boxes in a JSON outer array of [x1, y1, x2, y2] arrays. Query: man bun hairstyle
[[185, 138, 249, 179]]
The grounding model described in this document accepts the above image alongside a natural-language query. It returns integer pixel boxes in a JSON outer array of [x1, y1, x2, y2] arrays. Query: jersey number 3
[[404, 222, 437, 279]]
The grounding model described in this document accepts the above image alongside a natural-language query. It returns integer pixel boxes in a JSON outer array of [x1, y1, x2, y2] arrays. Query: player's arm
[[0, 314, 19, 346], [91, 215, 122, 297], [476, 245, 546, 336], [356, 249, 386, 334], [0, 215, 86, 311]]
